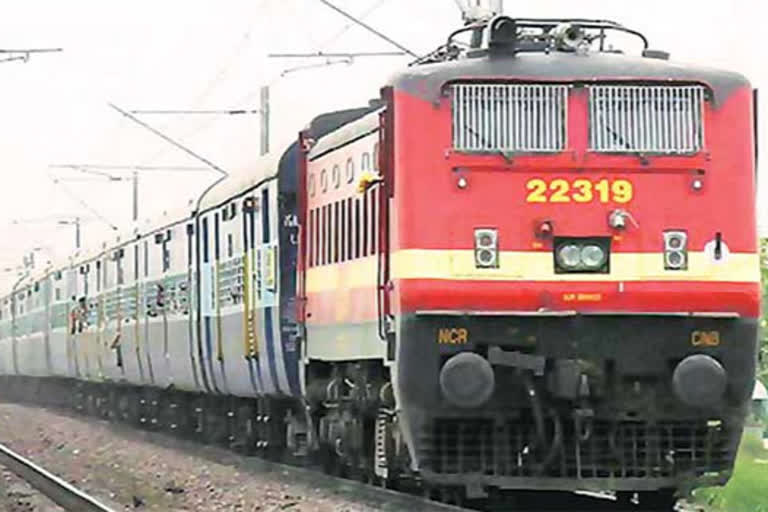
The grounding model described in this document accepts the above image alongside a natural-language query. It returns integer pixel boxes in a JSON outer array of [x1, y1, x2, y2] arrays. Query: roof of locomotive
[[387, 51, 751, 105], [308, 108, 381, 161]]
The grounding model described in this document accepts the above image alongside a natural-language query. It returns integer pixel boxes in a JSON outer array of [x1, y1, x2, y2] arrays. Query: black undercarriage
[[395, 314, 758, 497]]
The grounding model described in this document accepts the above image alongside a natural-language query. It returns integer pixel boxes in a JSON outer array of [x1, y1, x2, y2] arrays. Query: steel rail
[[0, 442, 115, 511]]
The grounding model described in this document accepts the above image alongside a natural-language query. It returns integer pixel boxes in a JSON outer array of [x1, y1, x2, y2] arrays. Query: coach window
[[162, 230, 172, 273], [313, 208, 319, 266], [103, 256, 112, 290], [314, 208, 320, 266], [340, 199, 347, 262], [116, 250, 125, 285], [315, 208, 319, 266], [334, 201, 341, 263], [361, 152, 370, 172], [108, 255, 116, 289], [309, 174, 316, 197], [327, 203, 333, 265], [332, 164, 341, 189], [321, 169, 328, 193], [346, 158, 355, 184], [370, 188, 378, 255], [325, 204, 332, 265], [133, 244, 140, 282], [354, 197, 361, 259], [316, 207, 322, 267], [315, 208, 321, 267], [362, 192, 369, 257], [373, 142, 380, 171], [143, 240, 150, 277], [308, 209, 314, 267]]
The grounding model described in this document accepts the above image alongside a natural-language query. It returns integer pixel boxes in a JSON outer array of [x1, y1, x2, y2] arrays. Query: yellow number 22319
[[525, 178, 633, 204]]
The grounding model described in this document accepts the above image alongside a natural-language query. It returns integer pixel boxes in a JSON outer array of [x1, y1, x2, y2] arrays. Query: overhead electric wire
[[47, 175, 119, 232], [128, 109, 261, 115], [316, 0, 419, 58], [108, 103, 228, 177], [0, 48, 62, 54], [269, 51, 405, 58], [136, 0, 400, 172], [134, 0, 403, 174], [50, 164, 211, 172], [136, 7, 264, 167], [316, 0, 390, 48], [280, 58, 352, 77]]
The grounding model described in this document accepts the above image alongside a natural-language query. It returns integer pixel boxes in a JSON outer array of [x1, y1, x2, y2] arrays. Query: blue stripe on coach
[[263, 306, 281, 394]]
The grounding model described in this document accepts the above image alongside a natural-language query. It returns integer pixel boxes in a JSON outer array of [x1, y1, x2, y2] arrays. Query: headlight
[[474, 228, 498, 268], [580, 244, 606, 268], [663, 231, 688, 270], [557, 244, 581, 268], [554, 238, 611, 273]]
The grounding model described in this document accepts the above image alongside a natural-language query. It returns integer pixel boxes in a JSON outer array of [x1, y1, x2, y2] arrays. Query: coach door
[[242, 194, 264, 394], [163, 223, 199, 393], [101, 251, 122, 381], [65, 266, 79, 377], [119, 242, 145, 385], [49, 270, 68, 377], [145, 231, 170, 387], [73, 262, 90, 378], [217, 199, 256, 397], [198, 212, 225, 394], [181, 221, 201, 392]]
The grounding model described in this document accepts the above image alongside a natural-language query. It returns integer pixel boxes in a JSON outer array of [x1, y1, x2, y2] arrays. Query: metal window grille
[[588, 85, 706, 153], [452, 84, 568, 152]]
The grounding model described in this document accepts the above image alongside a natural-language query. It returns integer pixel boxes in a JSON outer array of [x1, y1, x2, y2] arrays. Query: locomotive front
[[381, 18, 760, 500]]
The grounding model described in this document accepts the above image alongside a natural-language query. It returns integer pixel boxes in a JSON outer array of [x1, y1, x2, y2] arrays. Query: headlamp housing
[[554, 237, 611, 273]]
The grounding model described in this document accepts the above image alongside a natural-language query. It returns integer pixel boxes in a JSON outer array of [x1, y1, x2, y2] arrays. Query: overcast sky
[[0, 0, 763, 286]]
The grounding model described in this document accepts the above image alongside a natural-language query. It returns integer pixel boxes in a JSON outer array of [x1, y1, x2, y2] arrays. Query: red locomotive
[[300, 14, 760, 508]]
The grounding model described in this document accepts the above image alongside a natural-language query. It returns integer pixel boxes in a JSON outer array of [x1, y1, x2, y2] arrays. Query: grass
[[692, 427, 768, 512]]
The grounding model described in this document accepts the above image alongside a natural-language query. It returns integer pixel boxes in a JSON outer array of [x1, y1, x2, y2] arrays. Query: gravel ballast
[[0, 403, 384, 511]]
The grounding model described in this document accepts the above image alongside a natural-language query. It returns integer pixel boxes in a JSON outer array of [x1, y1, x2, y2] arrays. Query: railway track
[[94, 416, 473, 512], [0, 440, 115, 511], [0, 397, 471, 512], [0, 380, 688, 511]]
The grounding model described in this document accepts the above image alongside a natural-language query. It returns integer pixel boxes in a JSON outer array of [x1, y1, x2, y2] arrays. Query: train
[[0, 11, 761, 510]]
